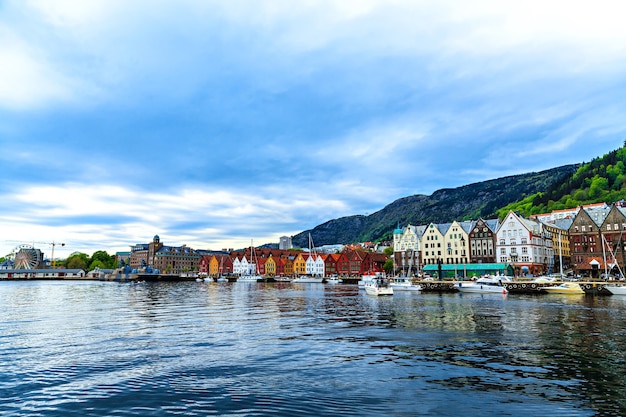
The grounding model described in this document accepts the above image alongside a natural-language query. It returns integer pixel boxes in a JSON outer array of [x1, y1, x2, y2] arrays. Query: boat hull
[[543, 283, 585, 294], [365, 286, 393, 296], [292, 277, 324, 283], [457, 282, 507, 294], [390, 283, 422, 292], [606, 285, 626, 295]]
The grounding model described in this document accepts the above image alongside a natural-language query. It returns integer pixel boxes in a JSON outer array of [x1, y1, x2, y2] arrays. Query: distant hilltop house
[[393, 201, 626, 279]]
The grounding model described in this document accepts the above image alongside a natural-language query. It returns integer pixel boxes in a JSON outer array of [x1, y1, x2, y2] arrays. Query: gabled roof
[[413, 225, 427, 238], [584, 205, 612, 226], [485, 219, 500, 232], [459, 220, 475, 234], [437, 223, 452, 235]]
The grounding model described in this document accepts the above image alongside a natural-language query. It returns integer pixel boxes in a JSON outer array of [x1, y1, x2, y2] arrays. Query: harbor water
[[1, 280, 626, 416]]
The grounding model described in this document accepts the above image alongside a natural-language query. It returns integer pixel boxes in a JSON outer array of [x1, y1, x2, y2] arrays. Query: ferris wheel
[[8, 244, 43, 269]]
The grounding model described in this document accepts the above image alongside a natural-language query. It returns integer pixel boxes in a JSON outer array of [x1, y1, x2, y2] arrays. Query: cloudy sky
[[1, 0, 625, 260]]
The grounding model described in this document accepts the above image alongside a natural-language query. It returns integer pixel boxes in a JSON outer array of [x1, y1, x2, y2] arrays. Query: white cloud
[[0, 181, 363, 258]]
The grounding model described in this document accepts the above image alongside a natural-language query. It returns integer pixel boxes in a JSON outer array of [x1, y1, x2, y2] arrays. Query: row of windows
[[471, 249, 494, 255]]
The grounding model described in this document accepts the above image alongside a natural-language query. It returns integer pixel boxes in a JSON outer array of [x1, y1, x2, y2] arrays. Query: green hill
[[497, 145, 626, 218]]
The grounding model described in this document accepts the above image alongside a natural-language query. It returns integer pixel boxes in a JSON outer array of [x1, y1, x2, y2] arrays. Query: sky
[[1, 0, 626, 261]]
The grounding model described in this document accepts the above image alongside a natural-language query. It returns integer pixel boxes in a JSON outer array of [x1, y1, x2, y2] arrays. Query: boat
[[358, 272, 380, 289], [390, 276, 422, 292], [292, 234, 324, 283], [238, 241, 263, 282], [457, 275, 510, 294], [605, 285, 626, 295], [292, 274, 324, 283], [326, 275, 343, 284], [364, 278, 394, 296], [542, 282, 585, 294]]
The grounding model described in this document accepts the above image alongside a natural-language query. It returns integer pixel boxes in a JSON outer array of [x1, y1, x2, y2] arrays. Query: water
[[1, 281, 626, 416]]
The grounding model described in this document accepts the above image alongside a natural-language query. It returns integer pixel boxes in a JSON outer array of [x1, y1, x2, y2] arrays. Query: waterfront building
[[129, 235, 201, 274], [336, 249, 366, 277], [199, 253, 232, 277], [0, 269, 85, 279], [293, 253, 306, 276], [496, 211, 553, 276], [304, 253, 325, 277], [538, 221, 571, 275], [324, 253, 341, 277], [599, 204, 626, 278], [421, 223, 446, 267], [468, 218, 499, 264], [393, 224, 424, 276], [443, 221, 472, 275], [569, 204, 612, 278]]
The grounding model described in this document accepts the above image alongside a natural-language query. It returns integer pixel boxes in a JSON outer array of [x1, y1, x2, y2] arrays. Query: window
[[608, 224, 612, 231]]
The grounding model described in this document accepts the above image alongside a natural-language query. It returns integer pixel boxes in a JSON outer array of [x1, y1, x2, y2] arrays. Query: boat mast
[[601, 232, 608, 278], [559, 230, 564, 279]]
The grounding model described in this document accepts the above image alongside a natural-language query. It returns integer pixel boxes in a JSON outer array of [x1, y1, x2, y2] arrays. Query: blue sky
[[1, 0, 625, 260]]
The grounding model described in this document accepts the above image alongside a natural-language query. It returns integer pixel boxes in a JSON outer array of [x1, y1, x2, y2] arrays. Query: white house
[[496, 211, 553, 276]]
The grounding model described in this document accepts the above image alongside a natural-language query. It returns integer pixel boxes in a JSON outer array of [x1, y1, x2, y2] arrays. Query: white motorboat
[[326, 276, 343, 284], [292, 275, 324, 283], [390, 276, 422, 292], [457, 275, 510, 294], [358, 273, 380, 289], [606, 285, 626, 295], [364, 278, 393, 296]]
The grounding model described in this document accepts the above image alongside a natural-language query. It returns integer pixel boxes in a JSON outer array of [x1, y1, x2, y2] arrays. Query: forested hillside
[[497, 144, 626, 218]]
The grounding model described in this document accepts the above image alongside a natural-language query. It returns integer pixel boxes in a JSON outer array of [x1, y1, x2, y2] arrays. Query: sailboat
[[238, 242, 263, 282], [292, 233, 324, 283], [600, 232, 626, 295]]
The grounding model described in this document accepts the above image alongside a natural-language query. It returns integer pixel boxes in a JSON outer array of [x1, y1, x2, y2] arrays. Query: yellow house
[[265, 255, 277, 276], [294, 253, 307, 275]]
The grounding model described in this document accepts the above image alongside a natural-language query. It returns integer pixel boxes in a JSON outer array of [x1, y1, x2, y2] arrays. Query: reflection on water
[[1, 281, 625, 416]]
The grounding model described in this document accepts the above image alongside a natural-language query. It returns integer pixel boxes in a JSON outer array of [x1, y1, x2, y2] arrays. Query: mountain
[[292, 164, 579, 248]]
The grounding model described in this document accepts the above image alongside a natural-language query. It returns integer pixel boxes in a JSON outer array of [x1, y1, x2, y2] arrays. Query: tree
[[90, 250, 116, 270], [383, 259, 394, 274], [383, 247, 394, 256], [66, 253, 88, 270]]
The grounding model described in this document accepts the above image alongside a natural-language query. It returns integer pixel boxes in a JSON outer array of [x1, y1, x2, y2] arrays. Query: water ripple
[[1, 282, 624, 415]]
